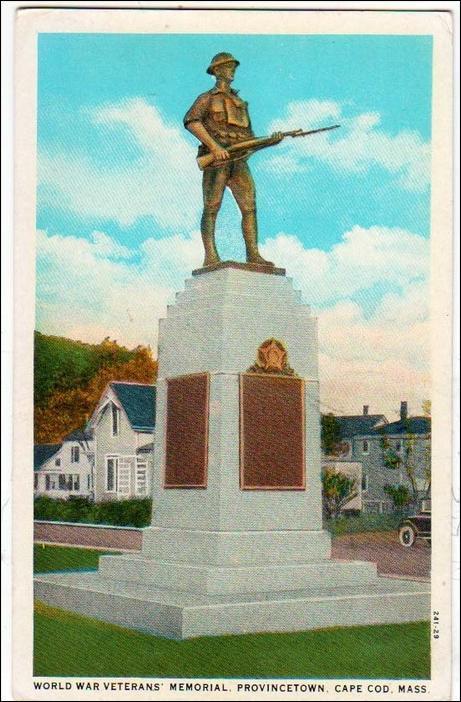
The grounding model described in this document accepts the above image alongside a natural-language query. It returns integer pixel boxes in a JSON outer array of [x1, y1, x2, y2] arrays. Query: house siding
[[351, 433, 430, 511], [94, 390, 154, 501], [35, 441, 93, 498]]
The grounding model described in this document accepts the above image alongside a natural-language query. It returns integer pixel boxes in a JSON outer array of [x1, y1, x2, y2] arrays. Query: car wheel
[[399, 525, 416, 547]]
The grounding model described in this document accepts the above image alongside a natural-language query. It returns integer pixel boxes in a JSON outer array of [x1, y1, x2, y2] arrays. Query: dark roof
[[34, 444, 61, 470], [110, 382, 156, 432], [63, 428, 94, 442], [335, 415, 387, 439], [137, 441, 154, 454], [370, 417, 431, 436]]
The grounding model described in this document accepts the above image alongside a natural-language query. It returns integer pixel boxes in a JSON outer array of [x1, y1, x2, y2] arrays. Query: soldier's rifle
[[197, 124, 340, 170]]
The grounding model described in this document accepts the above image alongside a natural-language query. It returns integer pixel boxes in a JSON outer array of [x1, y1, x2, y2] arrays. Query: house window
[[58, 474, 68, 490], [106, 456, 118, 492], [55, 458, 61, 467], [45, 474, 58, 490], [135, 460, 148, 496], [71, 446, 80, 463], [34, 474, 38, 490], [362, 474, 369, 492], [73, 475, 80, 491], [112, 404, 120, 436], [87, 474, 92, 490], [362, 440, 369, 455]]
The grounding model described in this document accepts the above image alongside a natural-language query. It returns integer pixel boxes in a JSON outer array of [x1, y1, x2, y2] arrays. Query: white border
[[5, 3, 458, 701]]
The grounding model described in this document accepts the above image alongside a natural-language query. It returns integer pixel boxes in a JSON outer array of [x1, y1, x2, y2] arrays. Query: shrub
[[34, 496, 152, 528], [383, 484, 412, 510], [322, 468, 358, 519]]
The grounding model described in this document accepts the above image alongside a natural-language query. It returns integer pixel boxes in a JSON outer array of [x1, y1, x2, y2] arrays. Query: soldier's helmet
[[206, 52, 240, 75]]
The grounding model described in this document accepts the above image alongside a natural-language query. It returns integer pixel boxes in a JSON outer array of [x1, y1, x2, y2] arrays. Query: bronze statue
[[184, 52, 281, 268], [184, 52, 340, 269]]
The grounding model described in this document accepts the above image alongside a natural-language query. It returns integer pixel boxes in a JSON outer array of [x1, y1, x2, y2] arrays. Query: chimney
[[400, 401, 408, 421], [363, 405, 369, 416]]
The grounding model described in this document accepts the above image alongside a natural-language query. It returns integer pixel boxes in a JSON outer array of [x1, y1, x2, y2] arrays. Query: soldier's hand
[[211, 145, 230, 161], [271, 131, 284, 144]]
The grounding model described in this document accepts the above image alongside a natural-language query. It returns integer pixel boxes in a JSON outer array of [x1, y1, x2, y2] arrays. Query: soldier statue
[[184, 52, 283, 268]]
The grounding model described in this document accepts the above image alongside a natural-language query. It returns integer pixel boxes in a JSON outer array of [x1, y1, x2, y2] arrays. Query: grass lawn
[[34, 545, 430, 679], [325, 513, 403, 536], [34, 544, 117, 573], [34, 603, 430, 678]]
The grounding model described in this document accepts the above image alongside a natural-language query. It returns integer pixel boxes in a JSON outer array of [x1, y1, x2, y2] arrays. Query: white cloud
[[267, 99, 430, 191], [90, 231, 134, 259], [261, 225, 430, 419], [36, 224, 430, 421], [36, 228, 202, 349], [39, 98, 201, 228], [318, 301, 430, 420], [261, 225, 429, 306]]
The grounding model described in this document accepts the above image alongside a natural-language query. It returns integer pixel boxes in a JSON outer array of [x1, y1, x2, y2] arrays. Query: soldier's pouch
[[210, 97, 226, 123], [225, 96, 249, 128]]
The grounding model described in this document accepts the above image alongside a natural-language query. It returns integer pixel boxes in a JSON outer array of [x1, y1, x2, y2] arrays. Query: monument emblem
[[184, 52, 339, 270], [35, 52, 430, 641], [247, 338, 295, 375]]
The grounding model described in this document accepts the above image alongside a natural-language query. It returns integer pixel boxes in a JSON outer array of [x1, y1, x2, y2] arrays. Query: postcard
[[11, 6, 455, 701]]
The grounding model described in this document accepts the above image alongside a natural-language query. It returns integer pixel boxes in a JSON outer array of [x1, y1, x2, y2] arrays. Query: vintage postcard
[[11, 6, 455, 701]]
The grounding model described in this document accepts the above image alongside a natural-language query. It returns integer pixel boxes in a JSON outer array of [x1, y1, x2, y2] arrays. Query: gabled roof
[[370, 416, 431, 436], [110, 382, 156, 432], [63, 428, 94, 442], [335, 415, 387, 439], [34, 444, 61, 470]]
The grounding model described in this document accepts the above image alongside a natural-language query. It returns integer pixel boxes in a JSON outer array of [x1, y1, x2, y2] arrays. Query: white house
[[86, 381, 156, 501], [321, 402, 431, 513], [34, 429, 94, 498]]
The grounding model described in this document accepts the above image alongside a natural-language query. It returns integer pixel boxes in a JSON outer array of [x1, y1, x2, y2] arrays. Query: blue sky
[[36, 33, 432, 417]]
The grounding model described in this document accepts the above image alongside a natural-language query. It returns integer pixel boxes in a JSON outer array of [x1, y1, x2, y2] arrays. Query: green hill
[[34, 331, 135, 407], [34, 332, 157, 443]]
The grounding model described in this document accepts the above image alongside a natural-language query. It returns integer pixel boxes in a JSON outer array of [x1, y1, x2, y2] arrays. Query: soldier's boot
[[201, 210, 221, 267], [242, 210, 274, 266]]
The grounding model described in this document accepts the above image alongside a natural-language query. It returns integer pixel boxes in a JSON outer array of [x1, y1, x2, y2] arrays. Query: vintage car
[[398, 500, 431, 547]]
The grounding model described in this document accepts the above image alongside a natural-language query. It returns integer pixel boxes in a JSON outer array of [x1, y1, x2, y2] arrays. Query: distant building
[[86, 381, 155, 501], [331, 405, 388, 460], [34, 429, 94, 499], [34, 381, 156, 502], [322, 402, 431, 513], [359, 402, 431, 512]]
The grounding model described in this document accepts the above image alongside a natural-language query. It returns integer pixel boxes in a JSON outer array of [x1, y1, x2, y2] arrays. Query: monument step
[[140, 527, 332, 565], [97, 553, 378, 595], [34, 571, 430, 640]]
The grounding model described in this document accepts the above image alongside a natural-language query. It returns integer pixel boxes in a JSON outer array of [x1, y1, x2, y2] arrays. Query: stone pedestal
[[35, 268, 430, 638]]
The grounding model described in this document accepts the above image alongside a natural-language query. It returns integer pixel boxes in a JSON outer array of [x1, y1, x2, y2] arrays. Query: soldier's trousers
[[202, 159, 256, 214]]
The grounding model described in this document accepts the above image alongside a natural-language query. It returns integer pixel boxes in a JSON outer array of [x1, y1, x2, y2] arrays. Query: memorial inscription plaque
[[164, 372, 209, 488], [239, 373, 305, 490]]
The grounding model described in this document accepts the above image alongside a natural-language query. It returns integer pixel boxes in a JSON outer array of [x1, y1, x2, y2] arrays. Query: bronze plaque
[[164, 373, 209, 488], [239, 374, 305, 490]]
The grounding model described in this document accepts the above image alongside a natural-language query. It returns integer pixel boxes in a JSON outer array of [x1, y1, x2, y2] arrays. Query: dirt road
[[332, 531, 430, 579]]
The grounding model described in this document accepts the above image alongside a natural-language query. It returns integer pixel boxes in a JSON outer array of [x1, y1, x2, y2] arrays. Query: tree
[[422, 399, 431, 418], [379, 427, 431, 510], [384, 484, 411, 511], [322, 468, 358, 519], [321, 413, 341, 455], [35, 341, 158, 443]]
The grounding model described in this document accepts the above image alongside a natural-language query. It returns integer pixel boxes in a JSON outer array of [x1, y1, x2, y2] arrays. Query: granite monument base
[[35, 568, 429, 639], [34, 267, 430, 638]]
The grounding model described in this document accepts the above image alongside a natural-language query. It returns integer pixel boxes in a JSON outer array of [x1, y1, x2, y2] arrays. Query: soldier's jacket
[[184, 86, 254, 155]]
